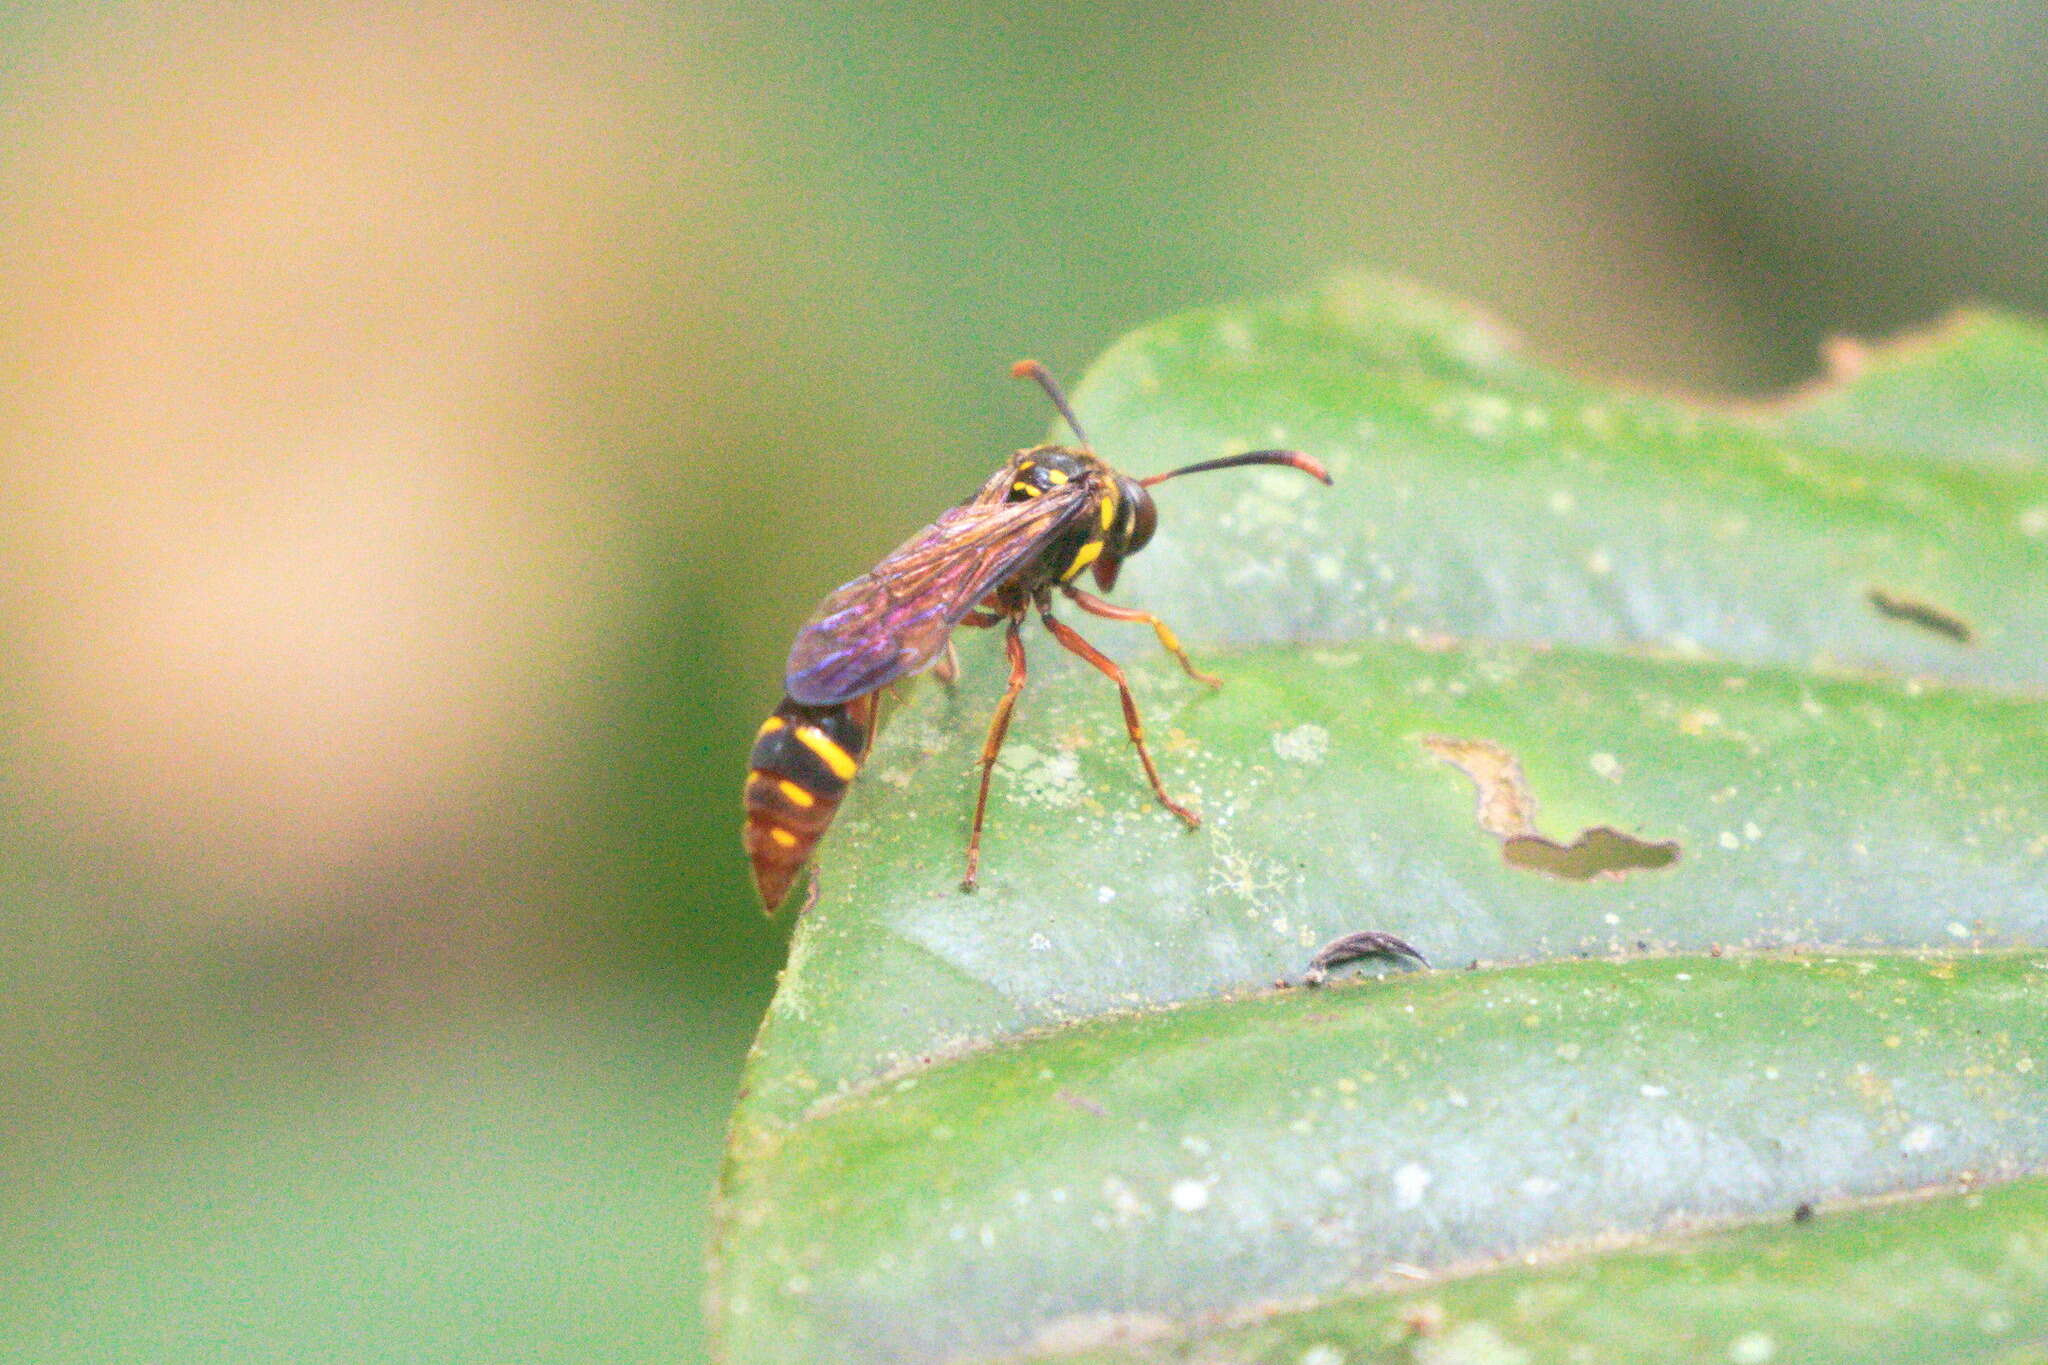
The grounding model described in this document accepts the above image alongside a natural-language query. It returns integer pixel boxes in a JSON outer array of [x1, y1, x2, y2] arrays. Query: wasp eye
[[1122, 480, 1157, 554]]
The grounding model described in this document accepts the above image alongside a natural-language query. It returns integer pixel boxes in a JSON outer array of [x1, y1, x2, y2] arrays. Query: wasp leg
[[857, 690, 882, 752], [933, 639, 961, 688], [962, 616, 1028, 891], [1061, 587, 1221, 687], [1038, 610, 1200, 829]]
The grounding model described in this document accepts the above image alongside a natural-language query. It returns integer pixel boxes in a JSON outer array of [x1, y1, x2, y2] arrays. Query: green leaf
[[720, 954, 2048, 1364], [1085, 274, 2048, 687], [710, 276, 2048, 1362], [1050, 1175, 2048, 1365], [737, 642, 2048, 1128], [1769, 310, 2048, 471]]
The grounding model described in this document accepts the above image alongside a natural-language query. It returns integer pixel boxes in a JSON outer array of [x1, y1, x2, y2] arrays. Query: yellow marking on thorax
[[1061, 539, 1104, 581], [757, 715, 785, 738], [768, 826, 799, 849], [1043, 467, 1070, 485], [1098, 491, 1116, 530], [795, 725, 860, 780]]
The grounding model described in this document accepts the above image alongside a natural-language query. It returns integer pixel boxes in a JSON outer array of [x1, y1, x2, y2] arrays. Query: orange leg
[[1039, 610, 1200, 829], [962, 617, 1028, 891], [1062, 587, 1221, 687]]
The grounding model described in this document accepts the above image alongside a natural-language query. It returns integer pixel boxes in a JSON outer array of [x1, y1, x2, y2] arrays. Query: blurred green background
[[1, 2, 2043, 1360]]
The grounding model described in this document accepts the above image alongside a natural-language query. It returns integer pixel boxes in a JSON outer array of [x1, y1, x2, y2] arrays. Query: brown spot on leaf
[[1423, 735, 1679, 881], [1420, 736, 1538, 839], [1505, 827, 1679, 879]]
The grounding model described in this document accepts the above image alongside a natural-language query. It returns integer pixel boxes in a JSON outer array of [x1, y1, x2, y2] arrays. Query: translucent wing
[[784, 483, 1091, 705]]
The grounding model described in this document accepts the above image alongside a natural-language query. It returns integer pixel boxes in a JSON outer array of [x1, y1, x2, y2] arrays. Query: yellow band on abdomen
[[795, 725, 860, 780]]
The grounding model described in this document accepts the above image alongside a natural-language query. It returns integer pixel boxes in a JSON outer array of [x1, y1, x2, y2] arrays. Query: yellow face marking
[[757, 715, 785, 738], [776, 778, 816, 809], [1061, 539, 1104, 581], [1043, 467, 1070, 485], [1017, 459, 1036, 472], [1011, 481, 1042, 498], [795, 725, 859, 780], [768, 826, 799, 849]]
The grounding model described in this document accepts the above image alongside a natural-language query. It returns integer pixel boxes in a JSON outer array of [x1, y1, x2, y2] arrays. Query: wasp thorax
[[1006, 447, 1089, 502]]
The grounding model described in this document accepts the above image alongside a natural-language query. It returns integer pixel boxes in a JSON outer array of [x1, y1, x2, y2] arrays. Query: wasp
[[742, 360, 1332, 911]]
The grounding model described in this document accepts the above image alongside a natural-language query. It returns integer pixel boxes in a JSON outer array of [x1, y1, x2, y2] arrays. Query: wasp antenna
[[1011, 359, 1090, 447], [1139, 449, 1332, 489]]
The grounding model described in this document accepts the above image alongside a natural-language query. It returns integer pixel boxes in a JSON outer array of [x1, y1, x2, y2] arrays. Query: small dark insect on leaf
[[1866, 586, 1974, 645], [1793, 1201, 1816, 1224], [1303, 929, 1430, 986]]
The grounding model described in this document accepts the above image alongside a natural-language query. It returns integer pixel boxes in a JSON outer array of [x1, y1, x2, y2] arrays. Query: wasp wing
[[784, 483, 1091, 705]]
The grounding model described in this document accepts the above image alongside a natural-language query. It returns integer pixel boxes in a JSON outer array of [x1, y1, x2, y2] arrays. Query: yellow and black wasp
[[742, 360, 1332, 912]]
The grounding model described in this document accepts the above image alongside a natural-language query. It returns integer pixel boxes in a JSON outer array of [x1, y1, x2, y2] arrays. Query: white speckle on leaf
[[1640, 1084, 1669, 1099], [1097, 886, 1117, 904], [1719, 830, 1741, 850], [1520, 1176, 1560, 1197], [1585, 548, 1613, 575], [1547, 489, 1576, 515], [1900, 1123, 1944, 1153], [1589, 752, 1621, 781], [1393, 1162, 1433, 1209], [1101, 1176, 1151, 1226], [1421, 1323, 1530, 1365], [1728, 1331, 1776, 1363], [1297, 1346, 1346, 1365], [1000, 743, 1084, 807], [1743, 821, 1763, 841], [1460, 392, 1514, 438], [1272, 723, 1331, 765], [1169, 1179, 1211, 1212], [1948, 921, 1972, 939], [2020, 506, 2048, 538]]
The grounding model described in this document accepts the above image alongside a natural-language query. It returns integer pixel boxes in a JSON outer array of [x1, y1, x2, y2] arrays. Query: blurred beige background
[[2, 1, 2042, 1359]]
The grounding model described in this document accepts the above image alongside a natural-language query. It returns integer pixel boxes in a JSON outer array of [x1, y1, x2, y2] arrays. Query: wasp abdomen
[[742, 693, 876, 911]]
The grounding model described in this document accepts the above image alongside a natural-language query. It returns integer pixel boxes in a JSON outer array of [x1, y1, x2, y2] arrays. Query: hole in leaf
[[1422, 735, 1679, 881], [1866, 586, 1973, 644], [1504, 828, 1679, 879]]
